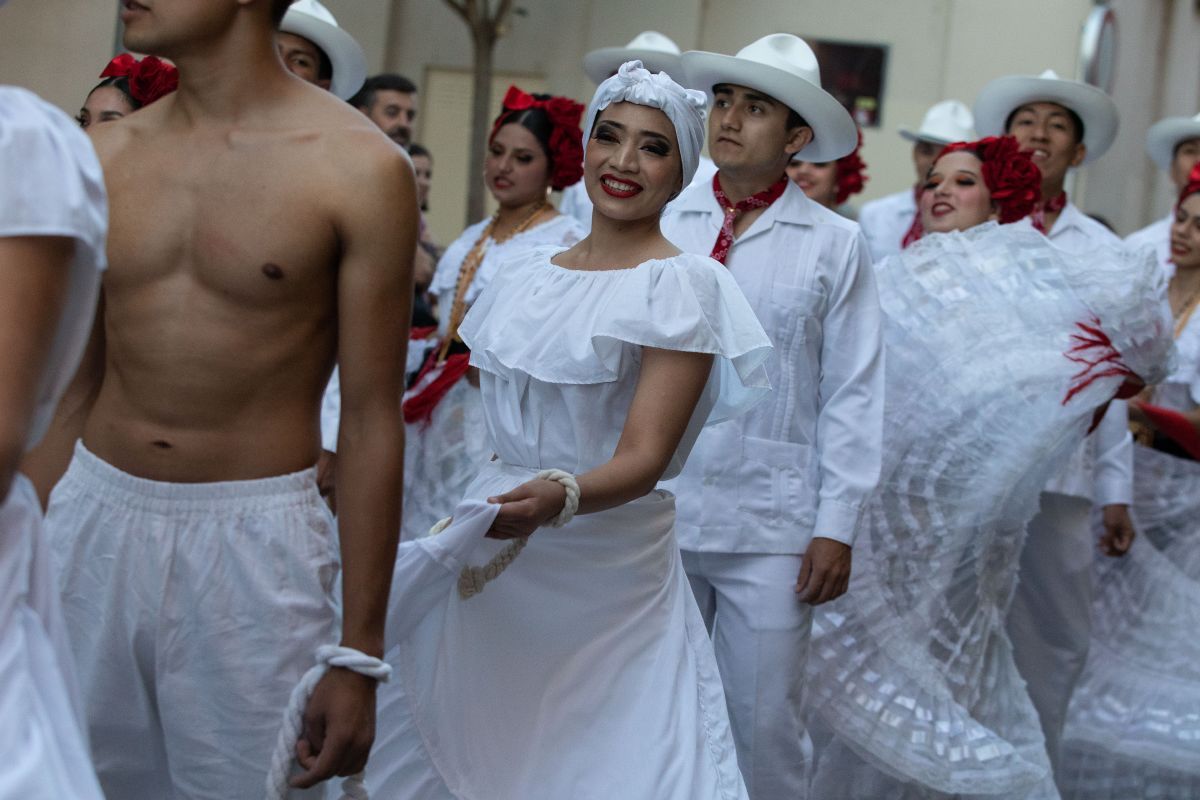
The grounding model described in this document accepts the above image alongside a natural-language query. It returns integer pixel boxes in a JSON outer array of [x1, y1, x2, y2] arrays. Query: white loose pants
[[1006, 492, 1094, 775], [45, 442, 340, 800], [682, 550, 813, 800]]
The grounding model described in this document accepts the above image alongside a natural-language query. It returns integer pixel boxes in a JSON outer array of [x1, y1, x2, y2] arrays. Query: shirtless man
[[28, 0, 414, 796]]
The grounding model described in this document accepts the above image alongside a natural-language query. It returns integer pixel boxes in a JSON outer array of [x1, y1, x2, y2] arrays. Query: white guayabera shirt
[[1044, 200, 1135, 506], [662, 178, 885, 553], [858, 187, 917, 262], [1125, 213, 1174, 280]]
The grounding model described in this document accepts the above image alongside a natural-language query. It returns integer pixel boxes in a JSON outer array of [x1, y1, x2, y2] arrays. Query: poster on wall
[[807, 38, 888, 128]]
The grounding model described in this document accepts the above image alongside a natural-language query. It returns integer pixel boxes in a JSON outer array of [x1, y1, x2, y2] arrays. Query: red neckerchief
[[1032, 191, 1068, 234], [900, 184, 923, 249], [709, 173, 789, 265]]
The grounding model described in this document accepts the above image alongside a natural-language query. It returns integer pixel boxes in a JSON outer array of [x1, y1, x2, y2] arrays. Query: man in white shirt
[[858, 99, 974, 261], [662, 34, 885, 800], [563, 31, 717, 231], [975, 68, 1136, 776], [1127, 112, 1200, 276]]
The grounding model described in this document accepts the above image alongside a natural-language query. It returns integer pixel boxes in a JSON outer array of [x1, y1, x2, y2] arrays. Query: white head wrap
[[583, 60, 708, 189]]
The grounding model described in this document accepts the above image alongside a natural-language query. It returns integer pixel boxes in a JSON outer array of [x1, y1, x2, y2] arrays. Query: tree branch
[[442, 0, 471, 25]]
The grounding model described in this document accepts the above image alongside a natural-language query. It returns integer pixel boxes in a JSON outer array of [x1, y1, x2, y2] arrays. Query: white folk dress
[[0, 87, 107, 800], [401, 215, 584, 541], [805, 221, 1173, 800], [1060, 303, 1200, 799], [369, 247, 773, 800]]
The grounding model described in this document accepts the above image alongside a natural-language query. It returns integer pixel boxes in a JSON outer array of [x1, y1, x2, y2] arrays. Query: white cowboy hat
[[583, 31, 684, 85], [1146, 113, 1200, 171], [973, 69, 1118, 165], [898, 99, 976, 146], [280, 0, 367, 101], [682, 34, 857, 162]]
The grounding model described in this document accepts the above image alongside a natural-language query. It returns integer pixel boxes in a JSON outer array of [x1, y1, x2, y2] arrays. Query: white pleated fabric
[[369, 248, 771, 799], [1059, 309, 1200, 799], [806, 221, 1173, 799], [0, 86, 107, 800]]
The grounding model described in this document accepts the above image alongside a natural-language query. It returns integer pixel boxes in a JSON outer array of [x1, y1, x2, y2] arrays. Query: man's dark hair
[[350, 74, 418, 110], [785, 108, 810, 134], [270, 0, 294, 28], [408, 143, 432, 160], [1004, 105, 1085, 144]]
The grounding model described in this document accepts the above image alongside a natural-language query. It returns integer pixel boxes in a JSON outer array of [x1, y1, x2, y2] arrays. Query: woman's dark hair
[[88, 76, 142, 111], [491, 103, 555, 161], [408, 142, 432, 161]]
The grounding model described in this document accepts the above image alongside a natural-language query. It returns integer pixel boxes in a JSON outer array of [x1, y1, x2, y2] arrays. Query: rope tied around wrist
[[264, 645, 391, 800], [431, 468, 580, 599]]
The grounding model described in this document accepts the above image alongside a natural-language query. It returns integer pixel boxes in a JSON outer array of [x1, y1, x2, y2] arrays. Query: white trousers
[[683, 550, 813, 800], [1006, 492, 1093, 775], [45, 442, 339, 800]]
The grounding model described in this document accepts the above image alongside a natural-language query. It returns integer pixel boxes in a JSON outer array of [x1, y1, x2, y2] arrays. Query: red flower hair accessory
[[937, 135, 1042, 224], [1178, 162, 1200, 209], [834, 128, 868, 206], [490, 86, 585, 191], [101, 53, 179, 107]]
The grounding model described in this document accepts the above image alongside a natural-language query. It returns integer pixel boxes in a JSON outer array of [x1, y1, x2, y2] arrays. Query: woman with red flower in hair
[[805, 135, 1174, 799], [76, 53, 178, 133], [401, 87, 586, 541], [786, 127, 868, 214]]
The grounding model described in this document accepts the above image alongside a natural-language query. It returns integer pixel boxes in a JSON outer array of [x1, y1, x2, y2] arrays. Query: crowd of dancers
[[3, 0, 1199, 798]]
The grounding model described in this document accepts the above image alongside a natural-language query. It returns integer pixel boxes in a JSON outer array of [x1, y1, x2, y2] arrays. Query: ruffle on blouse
[[459, 247, 772, 424], [0, 88, 107, 258], [0, 87, 107, 451]]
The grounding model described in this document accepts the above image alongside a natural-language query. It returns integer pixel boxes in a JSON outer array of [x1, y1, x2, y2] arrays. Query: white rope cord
[[432, 468, 580, 599], [265, 645, 392, 800]]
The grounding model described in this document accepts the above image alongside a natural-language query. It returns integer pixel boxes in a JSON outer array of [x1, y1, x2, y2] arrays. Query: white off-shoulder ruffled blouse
[[457, 246, 773, 480]]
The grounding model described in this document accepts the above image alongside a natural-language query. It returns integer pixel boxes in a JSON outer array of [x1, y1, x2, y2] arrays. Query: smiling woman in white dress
[[400, 87, 587, 541], [367, 61, 773, 800]]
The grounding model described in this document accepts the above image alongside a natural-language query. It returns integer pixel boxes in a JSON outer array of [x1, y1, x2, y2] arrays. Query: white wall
[[3, 0, 1196, 237], [0, 0, 119, 115]]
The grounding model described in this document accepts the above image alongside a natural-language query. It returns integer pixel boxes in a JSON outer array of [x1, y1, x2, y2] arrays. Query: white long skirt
[[370, 460, 748, 800]]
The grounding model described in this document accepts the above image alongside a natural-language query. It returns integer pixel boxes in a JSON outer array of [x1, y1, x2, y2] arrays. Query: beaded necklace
[[438, 201, 550, 362]]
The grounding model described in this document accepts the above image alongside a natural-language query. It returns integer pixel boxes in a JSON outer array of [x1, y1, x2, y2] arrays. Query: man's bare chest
[[105, 149, 338, 302]]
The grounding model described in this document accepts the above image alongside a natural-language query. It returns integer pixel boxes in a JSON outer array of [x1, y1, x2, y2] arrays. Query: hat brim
[[897, 127, 958, 146], [281, 13, 368, 100], [973, 75, 1118, 165], [583, 48, 684, 85], [1146, 117, 1200, 171], [681, 51, 857, 162]]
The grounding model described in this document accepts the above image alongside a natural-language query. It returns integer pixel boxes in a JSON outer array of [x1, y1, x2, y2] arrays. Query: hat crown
[[733, 34, 822, 90], [623, 31, 681, 56], [287, 0, 338, 27], [917, 100, 975, 143], [1038, 69, 1061, 80]]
